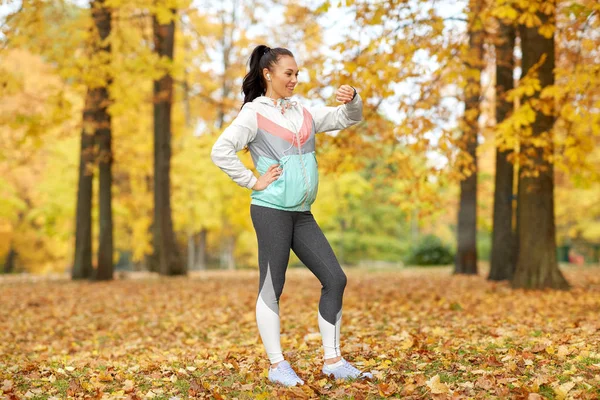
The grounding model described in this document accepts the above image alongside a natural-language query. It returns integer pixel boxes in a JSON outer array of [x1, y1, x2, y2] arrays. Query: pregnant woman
[[211, 44, 373, 387]]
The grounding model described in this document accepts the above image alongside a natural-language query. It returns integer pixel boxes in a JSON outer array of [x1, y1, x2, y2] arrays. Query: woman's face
[[264, 55, 299, 99]]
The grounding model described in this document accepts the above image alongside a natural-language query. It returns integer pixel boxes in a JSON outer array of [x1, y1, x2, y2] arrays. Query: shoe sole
[[269, 380, 304, 387], [322, 371, 372, 380], [268, 377, 304, 387]]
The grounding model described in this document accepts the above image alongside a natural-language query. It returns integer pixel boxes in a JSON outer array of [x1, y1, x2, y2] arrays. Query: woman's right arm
[[210, 103, 259, 190]]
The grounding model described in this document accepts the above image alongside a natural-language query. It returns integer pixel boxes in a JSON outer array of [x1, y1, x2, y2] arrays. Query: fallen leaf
[[426, 374, 450, 394], [554, 381, 576, 400], [378, 382, 396, 397]]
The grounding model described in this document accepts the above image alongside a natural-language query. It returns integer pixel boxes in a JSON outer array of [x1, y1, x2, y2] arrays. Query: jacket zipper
[[271, 99, 310, 209], [294, 128, 310, 209]]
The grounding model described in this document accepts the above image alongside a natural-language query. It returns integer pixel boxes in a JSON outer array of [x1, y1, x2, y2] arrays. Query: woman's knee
[[326, 271, 347, 292], [339, 272, 347, 290]]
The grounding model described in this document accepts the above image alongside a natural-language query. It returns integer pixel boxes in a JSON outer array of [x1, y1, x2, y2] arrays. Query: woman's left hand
[[335, 85, 355, 104]]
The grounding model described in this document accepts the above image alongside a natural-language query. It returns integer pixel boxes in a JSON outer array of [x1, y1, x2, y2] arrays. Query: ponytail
[[242, 45, 294, 108]]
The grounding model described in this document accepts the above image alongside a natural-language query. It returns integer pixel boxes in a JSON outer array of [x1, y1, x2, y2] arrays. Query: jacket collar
[[254, 96, 298, 115]]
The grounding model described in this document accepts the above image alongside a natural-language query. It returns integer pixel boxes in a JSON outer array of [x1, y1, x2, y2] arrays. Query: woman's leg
[[250, 205, 294, 365], [291, 211, 347, 361]]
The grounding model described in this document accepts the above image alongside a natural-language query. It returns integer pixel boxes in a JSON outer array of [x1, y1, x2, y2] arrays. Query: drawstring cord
[[274, 98, 297, 115]]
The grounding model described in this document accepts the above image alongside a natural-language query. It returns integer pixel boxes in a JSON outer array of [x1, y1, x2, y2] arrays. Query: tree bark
[[94, 0, 114, 281], [3, 247, 17, 274], [489, 19, 516, 281], [72, 89, 95, 280], [512, 4, 569, 290], [455, 0, 484, 275], [151, 9, 185, 276]]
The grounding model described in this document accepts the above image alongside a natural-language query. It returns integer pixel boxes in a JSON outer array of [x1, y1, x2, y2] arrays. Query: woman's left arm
[[308, 85, 363, 133]]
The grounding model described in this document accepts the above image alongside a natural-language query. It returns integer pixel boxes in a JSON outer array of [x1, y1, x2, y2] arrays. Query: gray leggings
[[250, 204, 347, 363]]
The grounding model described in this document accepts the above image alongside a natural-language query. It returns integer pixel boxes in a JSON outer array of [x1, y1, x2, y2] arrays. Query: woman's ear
[[263, 68, 271, 81]]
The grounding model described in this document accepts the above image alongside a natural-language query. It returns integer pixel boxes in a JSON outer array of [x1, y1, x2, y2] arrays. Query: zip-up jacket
[[211, 93, 363, 212]]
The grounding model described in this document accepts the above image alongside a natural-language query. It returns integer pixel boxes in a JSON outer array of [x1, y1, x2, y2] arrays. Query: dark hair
[[241, 45, 294, 108]]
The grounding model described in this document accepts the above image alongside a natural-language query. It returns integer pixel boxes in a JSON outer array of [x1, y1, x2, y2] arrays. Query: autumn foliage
[[1, 267, 600, 398], [1, 0, 599, 274]]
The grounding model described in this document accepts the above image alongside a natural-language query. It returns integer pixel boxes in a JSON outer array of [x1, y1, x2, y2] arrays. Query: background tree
[[489, 6, 517, 281], [151, 4, 184, 276], [0, 2, 88, 275], [455, 0, 485, 275], [93, 0, 114, 281], [511, 0, 568, 289]]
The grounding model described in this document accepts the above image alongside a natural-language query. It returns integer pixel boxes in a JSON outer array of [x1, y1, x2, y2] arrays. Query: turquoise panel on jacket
[[251, 152, 319, 212]]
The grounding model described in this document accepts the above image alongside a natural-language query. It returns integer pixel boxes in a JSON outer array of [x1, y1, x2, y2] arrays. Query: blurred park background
[[2, 1, 600, 398], [1, 0, 599, 287]]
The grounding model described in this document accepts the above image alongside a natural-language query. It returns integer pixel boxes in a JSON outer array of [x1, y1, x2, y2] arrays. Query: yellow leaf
[[492, 5, 518, 20], [432, 327, 446, 336], [426, 374, 450, 394], [538, 24, 554, 38], [98, 371, 113, 382], [553, 381, 575, 400], [557, 345, 570, 359], [400, 337, 414, 350], [255, 391, 272, 400]]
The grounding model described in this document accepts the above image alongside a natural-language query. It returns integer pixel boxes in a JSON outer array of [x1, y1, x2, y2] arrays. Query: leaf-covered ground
[[1, 265, 600, 399]]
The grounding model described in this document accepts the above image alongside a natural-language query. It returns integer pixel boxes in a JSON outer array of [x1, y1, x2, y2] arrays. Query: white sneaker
[[268, 360, 304, 387], [322, 358, 373, 380]]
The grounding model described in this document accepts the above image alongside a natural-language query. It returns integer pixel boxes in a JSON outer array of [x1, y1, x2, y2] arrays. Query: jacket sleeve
[[308, 92, 363, 133], [210, 103, 258, 190]]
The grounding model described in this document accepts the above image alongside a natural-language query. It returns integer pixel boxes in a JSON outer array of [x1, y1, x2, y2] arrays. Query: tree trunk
[[3, 247, 17, 274], [72, 89, 95, 280], [489, 18, 516, 281], [512, 4, 569, 290], [187, 232, 195, 271], [194, 229, 207, 270], [214, 15, 237, 270], [94, 0, 114, 281], [152, 9, 185, 276], [222, 235, 235, 270], [455, 0, 484, 275]]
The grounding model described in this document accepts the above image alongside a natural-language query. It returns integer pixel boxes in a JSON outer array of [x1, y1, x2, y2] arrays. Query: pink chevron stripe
[[256, 109, 314, 147], [257, 113, 295, 144], [299, 108, 313, 146]]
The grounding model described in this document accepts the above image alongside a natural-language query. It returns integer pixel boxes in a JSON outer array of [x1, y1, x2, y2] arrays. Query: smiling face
[[263, 55, 299, 99]]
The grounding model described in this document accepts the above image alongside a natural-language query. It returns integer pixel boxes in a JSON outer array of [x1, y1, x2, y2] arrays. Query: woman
[[211, 45, 373, 387]]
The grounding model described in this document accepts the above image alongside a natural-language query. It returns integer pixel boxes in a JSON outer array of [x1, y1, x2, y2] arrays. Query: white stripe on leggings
[[318, 309, 342, 359], [256, 294, 284, 364]]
